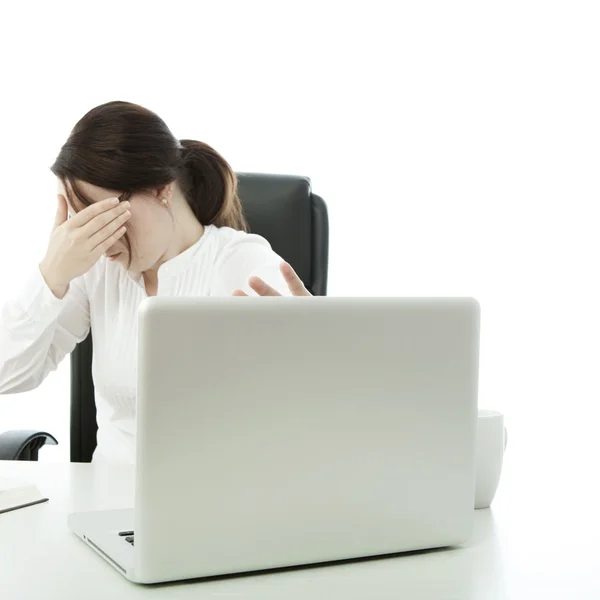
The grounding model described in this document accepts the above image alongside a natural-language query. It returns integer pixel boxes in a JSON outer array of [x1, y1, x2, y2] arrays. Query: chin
[[112, 254, 135, 272]]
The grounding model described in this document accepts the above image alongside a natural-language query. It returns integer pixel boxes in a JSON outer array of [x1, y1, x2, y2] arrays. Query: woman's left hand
[[232, 262, 312, 297]]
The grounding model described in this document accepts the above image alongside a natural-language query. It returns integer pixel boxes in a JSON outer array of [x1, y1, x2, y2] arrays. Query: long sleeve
[[0, 266, 91, 394], [209, 234, 292, 297]]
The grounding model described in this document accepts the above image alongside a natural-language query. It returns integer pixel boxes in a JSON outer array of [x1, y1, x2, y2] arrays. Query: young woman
[[0, 101, 310, 464]]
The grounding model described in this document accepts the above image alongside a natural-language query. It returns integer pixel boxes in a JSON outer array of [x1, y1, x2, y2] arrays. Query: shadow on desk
[[149, 544, 459, 588], [148, 512, 502, 589]]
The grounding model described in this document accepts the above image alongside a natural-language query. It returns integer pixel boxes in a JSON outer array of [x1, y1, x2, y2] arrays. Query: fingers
[[79, 201, 130, 242], [68, 196, 122, 228], [280, 262, 311, 296], [233, 263, 310, 297], [87, 207, 131, 250], [91, 225, 128, 259], [248, 276, 281, 296], [236, 264, 311, 297], [54, 194, 69, 230]]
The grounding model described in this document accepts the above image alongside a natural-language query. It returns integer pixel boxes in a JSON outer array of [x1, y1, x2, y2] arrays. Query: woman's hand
[[232, 262, 312, 297], [39, 194, 131, 298]]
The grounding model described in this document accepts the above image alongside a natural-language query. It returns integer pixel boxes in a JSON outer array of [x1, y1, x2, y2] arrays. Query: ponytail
[[177, 139, 247, 231]]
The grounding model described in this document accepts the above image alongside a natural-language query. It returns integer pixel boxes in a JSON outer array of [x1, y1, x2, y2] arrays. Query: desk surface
[[1, 442, 599, 600]]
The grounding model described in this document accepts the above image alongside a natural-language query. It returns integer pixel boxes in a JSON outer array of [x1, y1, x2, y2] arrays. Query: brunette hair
[[50, 101, 247, 268]]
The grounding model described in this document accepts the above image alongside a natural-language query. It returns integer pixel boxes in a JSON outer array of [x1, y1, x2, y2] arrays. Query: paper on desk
[[0, 475, 48, 514]]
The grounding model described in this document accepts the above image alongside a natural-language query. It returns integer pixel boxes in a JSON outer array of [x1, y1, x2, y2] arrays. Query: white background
[[0, 0, 598, 475]]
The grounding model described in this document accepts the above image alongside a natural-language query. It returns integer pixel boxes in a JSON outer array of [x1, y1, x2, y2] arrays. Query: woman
[[0, 101, 311, 464]]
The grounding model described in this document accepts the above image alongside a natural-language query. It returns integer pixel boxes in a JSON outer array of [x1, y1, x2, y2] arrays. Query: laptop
[[68, 296, 480, 584]]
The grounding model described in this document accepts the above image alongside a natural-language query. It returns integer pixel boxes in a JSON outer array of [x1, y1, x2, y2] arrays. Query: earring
[[161, 198, 168, 205]]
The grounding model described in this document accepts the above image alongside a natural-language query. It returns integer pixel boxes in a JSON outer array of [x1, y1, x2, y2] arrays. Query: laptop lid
[[133, 297, 480, 583]]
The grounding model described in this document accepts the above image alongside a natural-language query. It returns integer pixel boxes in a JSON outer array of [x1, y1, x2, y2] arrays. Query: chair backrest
[[70, 173, 329, 462]]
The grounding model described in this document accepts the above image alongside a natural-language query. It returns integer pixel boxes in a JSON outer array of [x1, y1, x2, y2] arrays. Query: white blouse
[[0, 225, 290, 464]]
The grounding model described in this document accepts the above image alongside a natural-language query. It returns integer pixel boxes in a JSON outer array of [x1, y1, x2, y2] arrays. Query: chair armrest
[[0, 430, 58, 461]]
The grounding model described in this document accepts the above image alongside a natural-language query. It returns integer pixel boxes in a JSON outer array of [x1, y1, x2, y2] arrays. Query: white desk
[[1, 439, 599, 600]]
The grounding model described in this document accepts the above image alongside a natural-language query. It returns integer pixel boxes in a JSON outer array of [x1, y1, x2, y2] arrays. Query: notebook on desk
[[0, 476, 48, 514], [68, 296, 481, 584]]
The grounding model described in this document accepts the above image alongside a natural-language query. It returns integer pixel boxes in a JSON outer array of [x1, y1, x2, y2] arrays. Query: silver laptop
[[68, 296, 480, 584]]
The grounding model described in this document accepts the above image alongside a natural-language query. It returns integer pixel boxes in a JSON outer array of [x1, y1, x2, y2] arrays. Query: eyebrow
[[65, 184, 128, 214], [64, 182, 90, 214]]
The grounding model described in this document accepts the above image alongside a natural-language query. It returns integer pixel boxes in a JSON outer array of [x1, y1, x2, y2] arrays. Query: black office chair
[[0, 173, 329, 462]]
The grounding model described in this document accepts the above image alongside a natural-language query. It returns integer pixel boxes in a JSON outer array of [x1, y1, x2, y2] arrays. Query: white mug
[[474, 409, 506, 509]]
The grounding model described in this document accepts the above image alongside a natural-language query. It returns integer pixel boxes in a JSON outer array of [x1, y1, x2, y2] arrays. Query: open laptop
[[68, 296, 480, 584]]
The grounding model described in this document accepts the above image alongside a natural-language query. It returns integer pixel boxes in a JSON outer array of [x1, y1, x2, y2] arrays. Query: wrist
[[39, 262, 69, 299]]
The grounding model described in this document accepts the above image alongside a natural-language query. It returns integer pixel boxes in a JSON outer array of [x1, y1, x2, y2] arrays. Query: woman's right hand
[[39, 194, 131, 299]]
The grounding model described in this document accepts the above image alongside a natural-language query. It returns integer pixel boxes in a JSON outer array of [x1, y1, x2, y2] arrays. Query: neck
[[144, 219, 205, 284]]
